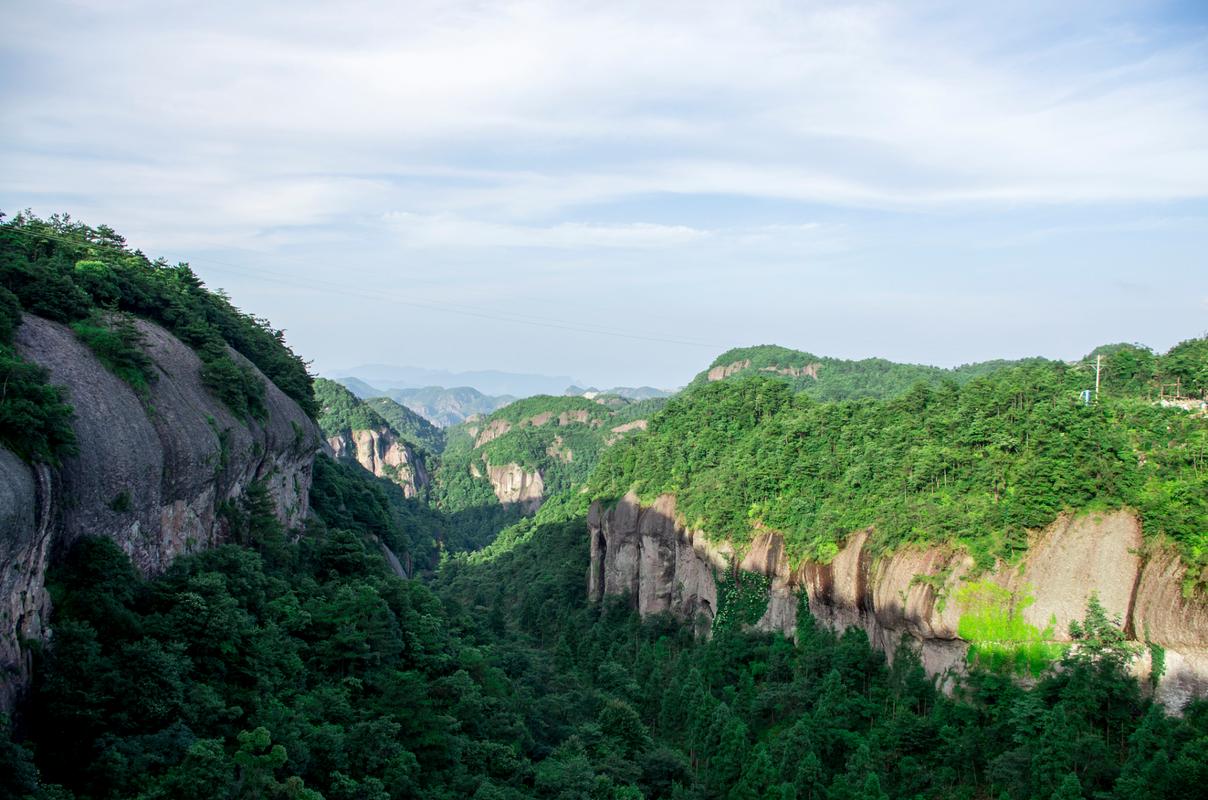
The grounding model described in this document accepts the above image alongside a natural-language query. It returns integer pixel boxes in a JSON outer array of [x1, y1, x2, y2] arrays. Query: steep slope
[[0, 215, 323, 711], [314, 378, 431, 497], [364, 395, 445, 454], [697, 343, 1053, 401], [337, 379, 514, 427], [1, 315, 319, 710], [431, 394, 659, 551], [588, 344, 1208, 709]]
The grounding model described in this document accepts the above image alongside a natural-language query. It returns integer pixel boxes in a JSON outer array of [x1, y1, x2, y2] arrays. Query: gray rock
[[0, 314, 320, 711]]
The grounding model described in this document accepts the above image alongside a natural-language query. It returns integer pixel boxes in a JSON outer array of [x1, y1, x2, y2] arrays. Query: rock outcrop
[[1, 314, 321, 711], [485, 460, 545, 512], [327, 427, 429, 497], [707, 359, 751, 381], [589, 493, 1208, 710]]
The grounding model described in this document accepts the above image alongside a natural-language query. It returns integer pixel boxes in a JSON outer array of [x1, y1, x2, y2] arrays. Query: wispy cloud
[[1, 1, 1206, 383]]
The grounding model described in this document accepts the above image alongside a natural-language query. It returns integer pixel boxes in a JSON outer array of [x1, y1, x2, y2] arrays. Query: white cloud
[[382, 213, 709, 249], [4, 0, 1207, 226]]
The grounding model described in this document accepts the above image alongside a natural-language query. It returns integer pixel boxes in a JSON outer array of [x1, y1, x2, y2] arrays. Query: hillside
[[4, 216, 1208, 800], [587, 340, 1208, 707], [431, 393, 663, 550], [364, 396, 446, 454], [336, 378, 515, 427], [0, 213, 323, 711], [313, 378, 433, 499], [695, 343, 1058, 401]]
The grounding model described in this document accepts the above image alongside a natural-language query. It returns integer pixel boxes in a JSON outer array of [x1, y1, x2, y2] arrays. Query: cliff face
[[327, 427, 429, 497], [589, 492, 1208, 710], [1, 315, 321, 711], [486, 460, 545, 512]]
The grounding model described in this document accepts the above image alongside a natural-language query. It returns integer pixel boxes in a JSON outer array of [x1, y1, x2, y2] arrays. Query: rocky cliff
[[1, 314, 321, 710], [589, 492, 1208, 711], [485, 460, 545, 512], [327, 427, 429, 497]]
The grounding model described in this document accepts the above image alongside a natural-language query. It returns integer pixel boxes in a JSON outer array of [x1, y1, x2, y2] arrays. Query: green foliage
[[956, 582, 1064, 676], [0, 212, 315, 428], [69, 312, 156, 394], [6, 454, 1208, 799], [1067, 592, 1141, 672], [198, 342, 267, 421], [590, 360, 1208, 574], [697, 344, 1055, 402], [713, 572, 772, 634], [0, 342, 76, 463], [1161, 335, 1208, 398], [315, 377, 390, 438], [365, 395, 445, 455]]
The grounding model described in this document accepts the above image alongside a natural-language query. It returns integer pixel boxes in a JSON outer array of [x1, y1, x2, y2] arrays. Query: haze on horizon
[[2, 0, 1207, 389]]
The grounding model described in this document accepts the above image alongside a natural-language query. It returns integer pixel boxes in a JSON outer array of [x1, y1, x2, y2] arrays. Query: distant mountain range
[[336, 378, 515, 427], [328, 364, 583, 397]]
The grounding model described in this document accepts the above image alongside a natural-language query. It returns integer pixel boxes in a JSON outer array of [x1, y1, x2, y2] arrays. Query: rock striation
[[1, 314, 321, 711], [485, 460, 545, 512], [327, 427, 429, 497], [589, 492, 1208, 710]]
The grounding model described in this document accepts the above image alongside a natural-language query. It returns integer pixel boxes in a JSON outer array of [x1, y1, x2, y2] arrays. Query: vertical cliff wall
[[589, 492, 1208, 711], [1, 315, 321, 711], [327, 428, 430, 498]]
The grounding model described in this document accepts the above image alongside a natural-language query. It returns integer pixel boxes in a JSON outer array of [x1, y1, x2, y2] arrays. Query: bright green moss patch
[[956, 582, 1064, 676]]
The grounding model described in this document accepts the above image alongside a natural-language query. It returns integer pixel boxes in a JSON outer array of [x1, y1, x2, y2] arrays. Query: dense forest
[[3, 214, 1208, 799], [595, 353, 1208, 576], [4, 488, 1207, 799]]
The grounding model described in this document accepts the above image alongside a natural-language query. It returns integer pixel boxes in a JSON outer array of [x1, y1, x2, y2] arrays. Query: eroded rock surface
[[328, 427, 428, 497], [1, 314, 320, 710], [589, 496, 1208, 710], [486, 460, 545, 512]]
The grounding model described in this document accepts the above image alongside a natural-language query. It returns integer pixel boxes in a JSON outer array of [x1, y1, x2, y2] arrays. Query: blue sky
[[2, 0, 1207, 388]]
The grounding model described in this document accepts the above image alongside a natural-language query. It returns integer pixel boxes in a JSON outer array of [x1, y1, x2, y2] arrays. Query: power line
[[2, 223, 726, 350]]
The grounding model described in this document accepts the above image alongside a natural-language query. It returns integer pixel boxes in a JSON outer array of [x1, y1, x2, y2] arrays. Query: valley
[[2, 215, 1207, 799]]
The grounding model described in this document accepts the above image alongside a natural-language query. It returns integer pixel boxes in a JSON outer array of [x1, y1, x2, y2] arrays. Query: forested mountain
[[337, 379, 516, 427], [695, 344, 1057, 402], [429, 393, 663, 552], [3, 214, 1208, 800]]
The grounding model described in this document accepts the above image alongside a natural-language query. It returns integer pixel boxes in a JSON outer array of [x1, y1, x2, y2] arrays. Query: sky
[[2, 0, 1207, 389]]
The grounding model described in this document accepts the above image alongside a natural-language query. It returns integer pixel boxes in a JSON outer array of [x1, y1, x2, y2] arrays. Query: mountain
[[364, 396, 446, 455], [587, 340, 1208, 707], [314, 378, 433, 498], [0, 216, 322, 710], [431, 393, 662, 550], [386, 384, 515, 427], [336, 375, 385, 399], [5, 215, 1208, 800], [330, 363, 582, 397], [565, 384, 673, 400], [694, 343, 1059, 400]]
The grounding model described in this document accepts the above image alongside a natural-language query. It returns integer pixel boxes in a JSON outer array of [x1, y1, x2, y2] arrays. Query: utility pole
[[1094, 355, 1102, 398]]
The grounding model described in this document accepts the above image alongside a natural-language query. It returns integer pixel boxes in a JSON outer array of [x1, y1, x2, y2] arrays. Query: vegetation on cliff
[[591, 350, 1208, 578], [0, 212, 316, 463], [430, 394, 661, 550], [696, 344, 1048, 401], [7, 473, 1207, 800], [365, 397, 445, 456]]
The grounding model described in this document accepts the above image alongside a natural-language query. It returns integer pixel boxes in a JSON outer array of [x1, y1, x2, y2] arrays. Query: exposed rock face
[[707, 359, 751, 381], [760, 363, 820, 379], [485, 460, 545, 512], [589, 496, 1208, 711], [474, 419, 513, 447], [1, 314, 320, 711], [327, 428, 428, 497], [707, 359, 822, 382]]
